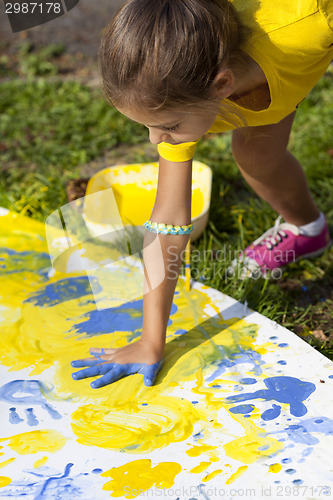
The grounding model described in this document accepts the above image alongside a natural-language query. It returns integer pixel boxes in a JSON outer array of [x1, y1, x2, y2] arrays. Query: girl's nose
[[148, 128, 170, 145]]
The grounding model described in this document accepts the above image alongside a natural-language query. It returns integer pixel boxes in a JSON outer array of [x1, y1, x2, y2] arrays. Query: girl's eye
[[162, 124, 179, 132]]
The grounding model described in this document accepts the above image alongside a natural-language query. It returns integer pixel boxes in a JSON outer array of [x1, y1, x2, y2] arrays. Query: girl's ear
[[212, 69, 235, 99]]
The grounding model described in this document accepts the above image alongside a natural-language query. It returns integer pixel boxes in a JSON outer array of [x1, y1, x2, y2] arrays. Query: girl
[[71, 0, 332, 387]]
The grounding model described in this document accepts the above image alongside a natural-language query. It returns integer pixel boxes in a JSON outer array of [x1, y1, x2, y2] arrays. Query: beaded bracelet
[[144, 220, 193, 235]]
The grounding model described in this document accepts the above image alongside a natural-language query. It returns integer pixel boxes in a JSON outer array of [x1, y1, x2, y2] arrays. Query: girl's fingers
[[90, 347, 116, 357], [71, 357, 100, 368], [72, 365, 102, 380], [90, 364, 125, 388]]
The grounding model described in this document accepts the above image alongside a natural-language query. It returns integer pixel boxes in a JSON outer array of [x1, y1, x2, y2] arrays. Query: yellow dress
[[157, 0, 333, 162]]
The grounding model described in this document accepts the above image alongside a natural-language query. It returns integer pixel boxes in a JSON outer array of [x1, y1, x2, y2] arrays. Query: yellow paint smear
[[190, 461, 211, 473], [0, 477, 11, 488], [202, 469, 222, 482], [226, 465, 248, 485], [101, 459, 182, 498], [186, 444, 217, 458], [34, 456, 49, 468], [72, 396, 201, 453], [0, 430, 66, 455], [0, 458, 16, 469], [269, 463, 282, 473], [223, 415, 284, 465]]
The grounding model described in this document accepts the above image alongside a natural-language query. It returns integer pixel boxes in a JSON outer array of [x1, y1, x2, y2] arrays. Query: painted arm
[[71, 156, 193, 387]]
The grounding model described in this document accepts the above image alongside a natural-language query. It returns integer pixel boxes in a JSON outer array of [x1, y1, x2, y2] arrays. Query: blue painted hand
[[71, 342, 164, 388]]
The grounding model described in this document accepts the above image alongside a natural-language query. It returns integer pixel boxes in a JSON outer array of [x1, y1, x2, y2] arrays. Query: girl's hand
[[71, 340, 164, 388]]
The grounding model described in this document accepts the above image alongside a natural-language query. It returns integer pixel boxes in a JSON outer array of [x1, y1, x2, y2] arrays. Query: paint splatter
[[226, 376, 316, 417], [0, 430, 66, 455], [101, 459, 182, 498]]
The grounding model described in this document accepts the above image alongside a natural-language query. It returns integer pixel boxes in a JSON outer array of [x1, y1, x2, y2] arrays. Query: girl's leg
[[231, 111, 320, 226]]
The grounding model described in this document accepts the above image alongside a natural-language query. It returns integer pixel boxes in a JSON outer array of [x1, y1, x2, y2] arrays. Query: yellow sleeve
[[157, 140, 199, 162]]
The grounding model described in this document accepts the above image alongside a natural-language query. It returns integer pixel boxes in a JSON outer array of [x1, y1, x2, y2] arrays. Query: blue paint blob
[[92, 469, 103, 474], [269, 336, 278, 340], [25, 277, 101, 307], [212, 384, 221, 388], [174, 329, 187, 336], [293, 479, 303, 485], [281, 458, 292, 464], [240, 378, 257, 385], [328, 375, 333, 379], [315, 419, 323, 424], [286, 469, 296, 474], [193, 432, 204, 440], [277, 360, 287, 365], [191, 401, 199, 404], [229, 404, 255, 415], [207, 349, 264, 382], [0, 380, 62, 420], [278, 343, 288, 348], [141, 403, 148, 406], [261, 404, 281, 421], [225, 376, 316, 417], [71, 299, 177, 338], [25, 408, 39, 426], [9, 407, 24, 424]]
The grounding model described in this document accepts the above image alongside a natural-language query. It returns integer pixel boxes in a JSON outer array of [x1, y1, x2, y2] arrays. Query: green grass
[[1, 45, 332, 358]]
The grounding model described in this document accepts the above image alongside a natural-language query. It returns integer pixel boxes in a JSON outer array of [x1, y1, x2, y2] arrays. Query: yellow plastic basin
[[83, 161, 212, 242]]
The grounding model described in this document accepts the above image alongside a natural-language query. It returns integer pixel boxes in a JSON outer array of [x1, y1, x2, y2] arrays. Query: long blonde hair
[[99, 0, 250, 122]]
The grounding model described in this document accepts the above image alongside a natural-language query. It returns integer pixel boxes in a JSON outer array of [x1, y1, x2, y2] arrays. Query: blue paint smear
[[71, 299, 177, 338], [281, 458, 292, 464], [261, 404, 281, 421], [278, 360, 287, 365], [278, 343, 288, 348], [0, 380, 61, 420], [270, 417, 333, 445], [9, 407, 24, 424], [25, 408, 39, 426], [0, 248, 50, 280], [230, 404, 255, 414], [328, 375, 333, 379], [35, 463, 74, 499], [207, 349, 264, 382], [225, 376, 316, 417], [174, 329, 187, 335], [92, 469, 103, 474], [25, 277, 101, 307], [240, 378, 257, 385], [286, 469, 296, 474], [302, 447, 314, 457], [293, 479, 303, 485]]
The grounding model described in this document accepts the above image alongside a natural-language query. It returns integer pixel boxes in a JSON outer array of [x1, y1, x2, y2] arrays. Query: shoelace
[[253, 216, 289, 250]]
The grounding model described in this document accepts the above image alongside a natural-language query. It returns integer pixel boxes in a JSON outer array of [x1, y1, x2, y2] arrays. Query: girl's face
[[117, 105, 220, 145]]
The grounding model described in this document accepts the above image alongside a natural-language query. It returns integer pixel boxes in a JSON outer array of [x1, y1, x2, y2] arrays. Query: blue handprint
[[71, 350, 163, 388]]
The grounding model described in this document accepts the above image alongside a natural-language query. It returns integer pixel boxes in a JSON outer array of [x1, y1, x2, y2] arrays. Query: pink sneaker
[[229, 216, 331, 279]]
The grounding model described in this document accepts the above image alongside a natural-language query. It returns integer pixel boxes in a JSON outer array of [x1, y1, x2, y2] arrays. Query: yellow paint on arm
[[226, 465, 248, 484], [0, 430, 66, 455]]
